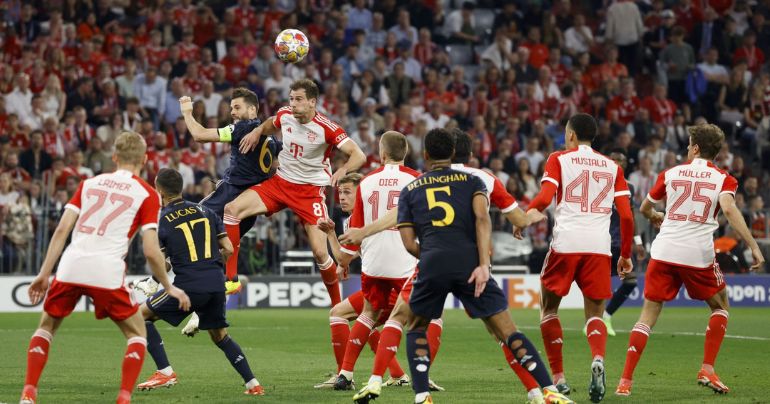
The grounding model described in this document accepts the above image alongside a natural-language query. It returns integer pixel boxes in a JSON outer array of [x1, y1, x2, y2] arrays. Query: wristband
[[634, 235, 643, 246]]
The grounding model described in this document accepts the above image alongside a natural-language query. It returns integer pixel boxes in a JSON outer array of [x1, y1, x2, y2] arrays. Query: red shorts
[[348, 289, 395, 324], [400, 270, 417, 304], [250, 175, 329, 225], [644, 258, 726, 302], [361, 273, 409, 311], [43, 279, 138, 321], [540, 250, 612, 299]]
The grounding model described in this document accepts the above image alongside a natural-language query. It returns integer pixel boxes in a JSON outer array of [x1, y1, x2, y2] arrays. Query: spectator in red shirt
[[2, 152, 32, 186], [592, 45, 629, 90], [733, 30, 765, 74], [642, 83, 678, 125], [606, 79, 641, 126], [522, 26, 549, 69], [178, 31, 201, 63], [414, 28, 438, 66], [182, 140, 207, 172], [675, 0, 704, 34], [220, 45, 246, 84]]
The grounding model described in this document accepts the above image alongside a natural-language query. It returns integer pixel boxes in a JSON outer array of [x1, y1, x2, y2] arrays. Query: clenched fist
[[179, 96, 193, 114]]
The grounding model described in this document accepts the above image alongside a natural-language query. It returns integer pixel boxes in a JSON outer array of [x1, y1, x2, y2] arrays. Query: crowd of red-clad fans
[[0, 0, 767, 273]]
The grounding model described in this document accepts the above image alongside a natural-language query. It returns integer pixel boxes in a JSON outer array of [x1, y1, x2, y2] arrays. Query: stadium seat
[[474, 9, 496, 36], [463, 64, 481, 82], [446, 44, 474, 65]]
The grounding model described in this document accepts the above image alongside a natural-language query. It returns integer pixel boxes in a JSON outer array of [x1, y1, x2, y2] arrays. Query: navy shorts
[[200, 181, 257, 237], [147, 290, 229, 330], [409, 270, 508, 320]]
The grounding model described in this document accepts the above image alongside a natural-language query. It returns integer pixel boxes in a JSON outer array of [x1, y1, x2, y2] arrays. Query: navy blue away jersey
[[397, 167, 488, 275], [158, 199, 226, 292], [219, 118, 282, 186]]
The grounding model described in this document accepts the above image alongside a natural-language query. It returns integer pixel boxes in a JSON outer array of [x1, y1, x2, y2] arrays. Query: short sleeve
[[614, 165, 631, 198], [489, 176, 518, 213], [720, 174, 738, 196], [323, 123, 350, 148], [541, 153, 562, 187], [647, 170, 668, 203], [138, 191, 162, 232], [396, 187, 414, 228], [273, 106, 291, 129], [65, 181, 85, 213], [470, 175, 489, 200], [341, 187, 364, 254]]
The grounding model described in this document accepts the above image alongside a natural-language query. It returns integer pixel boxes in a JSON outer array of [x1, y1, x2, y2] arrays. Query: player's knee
[[223, 201, 242, 220], [407, 315, 430, 331], [313, 248, 330, 265], [208, 328, 228, 344]]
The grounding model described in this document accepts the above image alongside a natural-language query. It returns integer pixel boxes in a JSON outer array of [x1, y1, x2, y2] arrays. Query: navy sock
[[506, 332, 553, 388], [146, 321, 170, 370], [606, 282, 636, 315], [406, 329, 431, 395], [216, 335, 255, 383]]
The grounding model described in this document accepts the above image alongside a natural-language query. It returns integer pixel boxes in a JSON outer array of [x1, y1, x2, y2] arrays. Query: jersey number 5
[[77, 189, 134, 236], [564, 170, 613, 214], [175, 218, 212, 262], [426, 186, 455, 227]]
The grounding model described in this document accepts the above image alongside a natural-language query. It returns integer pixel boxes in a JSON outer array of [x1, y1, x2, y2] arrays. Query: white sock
[[368, 375, 383, 385], [528, 388, 542, 399], [544, 385, 558, 393], [340, 370, 354, 380], [245, 378, 260, 389], [415, 392, 430, 403], [158, 366, 173, 376]]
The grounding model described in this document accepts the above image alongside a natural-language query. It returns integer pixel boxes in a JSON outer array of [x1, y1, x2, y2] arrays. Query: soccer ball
[[274, 29, 309, 64]]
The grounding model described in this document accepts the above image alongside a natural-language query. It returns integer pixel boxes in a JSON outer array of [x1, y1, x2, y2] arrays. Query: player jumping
[[19, 132, 190, 404], [397, 128, 572, 404], [136, 168, 263, 395], [526, 113, 635, 402], [229, 78, 366, 306], [615, 124, 765, 396]]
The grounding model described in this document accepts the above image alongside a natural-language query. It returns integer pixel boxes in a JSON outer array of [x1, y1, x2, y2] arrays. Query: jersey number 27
[[77, 189, 134, 236]]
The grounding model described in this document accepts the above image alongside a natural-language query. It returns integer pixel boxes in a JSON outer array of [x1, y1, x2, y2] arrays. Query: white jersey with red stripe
[[56, 169, 161, 289], [647, 158, 738, 268], [273, 106, 350, 186], [450, 163, 518, 212], [342, 164, 419, 278], [541, 144, 631, 256]]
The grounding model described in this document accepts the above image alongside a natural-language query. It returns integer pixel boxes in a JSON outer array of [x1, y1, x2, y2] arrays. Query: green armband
[[217, 125, 234, 142]]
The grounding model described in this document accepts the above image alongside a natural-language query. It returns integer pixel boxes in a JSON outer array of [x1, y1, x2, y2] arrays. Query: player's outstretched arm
[[338, 208, 398, 245], [179, 96, 220, 143], [719, 193, 766, 271], [28, 209, 78, 304], [143, 229, 191, 310], [331, 141, 366, 186], [469, 193, 492, 297], [239, 118, 278, 153], [318, 219, 356, 269], [218, 235, 234, 263]]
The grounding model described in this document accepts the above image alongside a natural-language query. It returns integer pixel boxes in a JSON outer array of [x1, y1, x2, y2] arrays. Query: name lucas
[[164, 207, 201, 222]]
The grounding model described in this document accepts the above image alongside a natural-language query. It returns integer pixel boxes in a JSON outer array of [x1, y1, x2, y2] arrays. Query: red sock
[[330, 316, 350, 373], [372, 320, 403, 377], [540, 314, 564, 376], [319, 258, 342, 306], [621, 323, 651, 380], [120, 337, 147, 395], [427, 318, 443, 362], [223, 215, 241, 281], [703, 310, 729, 368], [24, 329, 52, 391], [585, 316, 607, 361], [501, 342, 539, 391], [340, 315, 374, 373], [367, 328, 381, 353]]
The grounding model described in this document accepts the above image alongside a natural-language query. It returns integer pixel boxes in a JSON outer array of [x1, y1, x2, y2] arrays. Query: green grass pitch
[[1, 307, 767, 403]]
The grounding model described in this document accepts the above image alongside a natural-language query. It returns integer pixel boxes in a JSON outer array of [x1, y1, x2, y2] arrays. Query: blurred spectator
[[348, 0, 373, 31], [5, 73, 34, 129], [133, 66, 167, 129], [660, 26, 696, 106], [605, 0, 644, 75], [264, 62, 293, 100], [564, 14, 593, 57], [515, 136, 545, 172], [389, 8, 418, 46], [85, 136, 113, 175], [628, 156, 658, 205], [444, 1, 478, 45]]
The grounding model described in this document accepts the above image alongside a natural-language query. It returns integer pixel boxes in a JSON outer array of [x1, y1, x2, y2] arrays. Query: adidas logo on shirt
[[29, 346, 46, 355]]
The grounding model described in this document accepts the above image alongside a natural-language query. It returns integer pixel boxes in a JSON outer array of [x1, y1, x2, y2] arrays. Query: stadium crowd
[[0, 0, 768, 274]]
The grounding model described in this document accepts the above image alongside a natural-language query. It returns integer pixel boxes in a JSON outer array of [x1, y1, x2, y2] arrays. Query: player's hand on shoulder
[[336, 263, 349, 281], [28, 274, 50, 305], [750, 247, 765, 272], [179, 96, 193, 113], [238, 128, 262, 154], [167, 286, 192, 311], [617, 257, 633, 280], [317, 218, 336, 234], [467, 264, 491, 298], [339, 227, 365, 246]]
